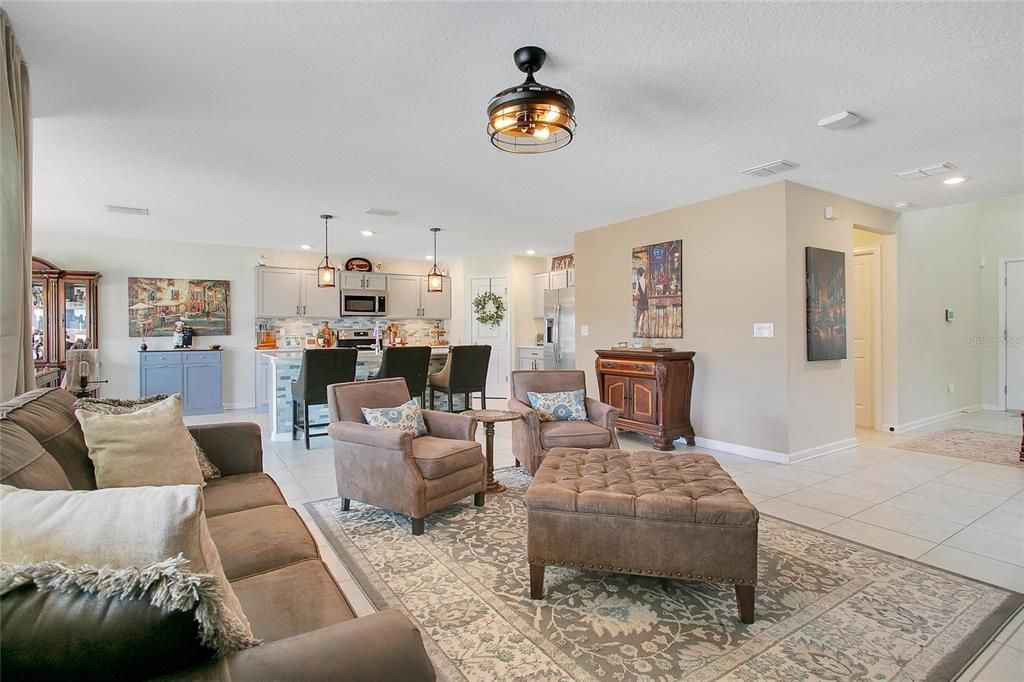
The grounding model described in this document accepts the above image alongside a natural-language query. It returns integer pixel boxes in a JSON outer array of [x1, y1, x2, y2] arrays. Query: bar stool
[[371, 346, 433, 404], [292, 348, 357, 449], [427, 345, 491, 413]]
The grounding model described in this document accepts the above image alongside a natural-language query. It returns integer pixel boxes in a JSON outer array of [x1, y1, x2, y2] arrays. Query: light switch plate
[[753, 323, 774, 338], [580, 325, 589, 337]]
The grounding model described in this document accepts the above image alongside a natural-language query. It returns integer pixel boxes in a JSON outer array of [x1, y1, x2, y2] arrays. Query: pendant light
[[317, 214, 336, 288], [426, 228, 443, 292], [487, 46, 576, 154]]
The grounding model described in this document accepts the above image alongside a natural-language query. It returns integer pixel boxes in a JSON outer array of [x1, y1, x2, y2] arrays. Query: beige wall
[[575, 183, 792, 455], [979, 195, 1024, 407], [783, 183, 898, 455]]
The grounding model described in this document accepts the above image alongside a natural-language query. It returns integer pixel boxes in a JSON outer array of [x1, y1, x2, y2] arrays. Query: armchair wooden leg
[[474, 491, 485, 507], [303, 404, 311, 450], [514, 459, 521, 467], [411, 518, 425, 536], [340, 498, 350, 512], [735, 585, 755, 624], [530, 564, 545, 599]]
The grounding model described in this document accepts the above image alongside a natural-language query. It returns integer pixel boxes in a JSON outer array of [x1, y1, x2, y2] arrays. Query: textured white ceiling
[[6, 1, 1023, 259]]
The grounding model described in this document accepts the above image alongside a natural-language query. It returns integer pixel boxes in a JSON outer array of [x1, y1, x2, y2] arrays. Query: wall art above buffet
[[128, 277, 231, 338], [632, 240, 682, 339]]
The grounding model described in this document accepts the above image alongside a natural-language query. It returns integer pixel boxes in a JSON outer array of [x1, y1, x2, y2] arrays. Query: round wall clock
[[344, 257, 373, 272]]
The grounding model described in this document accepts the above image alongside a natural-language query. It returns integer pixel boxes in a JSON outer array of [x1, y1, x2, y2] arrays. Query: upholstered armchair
[[327, 378, 486, 535], [509, 370, 620, 474]]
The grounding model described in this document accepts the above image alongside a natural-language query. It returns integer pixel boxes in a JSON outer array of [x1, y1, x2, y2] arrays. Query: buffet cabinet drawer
[[140, 352, 183, 366], [598, 359, 655, 376], [183, 351, 222, 365]]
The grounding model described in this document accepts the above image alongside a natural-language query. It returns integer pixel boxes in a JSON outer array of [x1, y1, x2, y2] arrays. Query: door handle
[[296, 305, 300, 315], [303, 305, 306, 315]]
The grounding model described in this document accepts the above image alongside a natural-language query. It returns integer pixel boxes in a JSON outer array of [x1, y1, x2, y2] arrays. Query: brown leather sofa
[[327, 378, 486, 535], [508, 370, 620, 474], [0, 388, 435, 681]]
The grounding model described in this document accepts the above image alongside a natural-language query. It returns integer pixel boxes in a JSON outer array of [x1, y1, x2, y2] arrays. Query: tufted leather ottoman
[[524, 448, 759, 623]]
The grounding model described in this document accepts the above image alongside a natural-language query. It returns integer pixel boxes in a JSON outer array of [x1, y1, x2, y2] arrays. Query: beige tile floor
[[188, 405, 1024, 680]]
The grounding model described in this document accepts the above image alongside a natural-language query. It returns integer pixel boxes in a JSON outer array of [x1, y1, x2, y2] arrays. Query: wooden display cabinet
[[32, 257, 101, 383], [595, 348, 696, 451]]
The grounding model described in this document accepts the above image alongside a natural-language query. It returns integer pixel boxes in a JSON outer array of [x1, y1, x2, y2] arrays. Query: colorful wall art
[[128, 278, 231, 337], [805, 247, 847, 361], [632, 240, 682, 338]]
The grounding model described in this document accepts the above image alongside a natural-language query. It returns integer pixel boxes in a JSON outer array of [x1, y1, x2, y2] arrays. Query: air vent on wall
[[105, 204, 149, 216], [741, 159, 799, 177], [365, 208, 400, 217], [894, 162, 956, 180]]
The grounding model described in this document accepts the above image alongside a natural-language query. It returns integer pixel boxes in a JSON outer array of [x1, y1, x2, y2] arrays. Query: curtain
[[0, 8, 34, 400]]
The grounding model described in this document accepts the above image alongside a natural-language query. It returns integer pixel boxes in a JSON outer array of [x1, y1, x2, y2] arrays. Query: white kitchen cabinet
[[567, 268, 575, 287], [388, 274, 452, 319], [533, 272, 549, 318], [387, 274, 421, 318], [363, 273, 387, 290], [256, 267, 304, 317], [301, 270, 340, 318], [549, 269, 569, 290], [518, 346, 545, 370], [421, 278, 452, 319], [340, 272, 368, 289]]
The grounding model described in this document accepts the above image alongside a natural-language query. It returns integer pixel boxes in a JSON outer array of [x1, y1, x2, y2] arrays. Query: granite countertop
[[138, 347, 224, 352], [261, 346, 450, 360]]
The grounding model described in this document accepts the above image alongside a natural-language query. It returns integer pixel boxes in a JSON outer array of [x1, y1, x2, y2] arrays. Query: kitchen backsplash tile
[[258, 316, 444, 346]]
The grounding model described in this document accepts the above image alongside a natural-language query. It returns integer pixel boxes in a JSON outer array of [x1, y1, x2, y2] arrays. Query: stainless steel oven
[[341, 290, 387, 316]]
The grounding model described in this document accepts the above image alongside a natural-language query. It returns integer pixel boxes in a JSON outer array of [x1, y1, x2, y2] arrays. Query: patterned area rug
[[895, 428, 1022, 466], [306, 469, 1023, 681]]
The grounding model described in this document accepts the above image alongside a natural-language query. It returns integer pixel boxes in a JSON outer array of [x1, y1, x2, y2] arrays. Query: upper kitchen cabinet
[[549, 269, 570, 290], [532, 272, 549, 318], [387, 274, 451, 319], [301, 270, 340, 318], [341, 272, 387, 290], [257, 266, 339, 318]]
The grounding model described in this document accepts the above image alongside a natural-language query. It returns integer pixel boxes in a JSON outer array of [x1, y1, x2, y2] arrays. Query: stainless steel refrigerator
[[543, 287, 575, 370]]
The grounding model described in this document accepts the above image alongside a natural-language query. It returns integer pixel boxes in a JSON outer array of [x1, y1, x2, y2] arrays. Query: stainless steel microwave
[[341, 290, 387, 316]]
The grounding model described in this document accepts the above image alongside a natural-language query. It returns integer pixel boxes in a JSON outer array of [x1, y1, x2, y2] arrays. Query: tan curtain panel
[[0, 9, 34, 401]]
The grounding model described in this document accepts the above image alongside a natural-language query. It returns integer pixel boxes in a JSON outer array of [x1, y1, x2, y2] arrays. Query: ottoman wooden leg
[[530, 564, 545, 599], [735, 585, 755, 624]]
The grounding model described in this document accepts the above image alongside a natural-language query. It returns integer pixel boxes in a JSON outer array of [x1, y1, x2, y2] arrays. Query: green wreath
[[473, 291, 506, 327]]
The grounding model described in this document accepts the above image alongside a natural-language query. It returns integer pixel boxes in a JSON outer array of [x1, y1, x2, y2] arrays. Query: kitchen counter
[[256, 346, 450, 356]]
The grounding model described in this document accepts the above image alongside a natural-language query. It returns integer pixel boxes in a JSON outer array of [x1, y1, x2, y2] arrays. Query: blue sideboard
[[139, 350, 223, 416]]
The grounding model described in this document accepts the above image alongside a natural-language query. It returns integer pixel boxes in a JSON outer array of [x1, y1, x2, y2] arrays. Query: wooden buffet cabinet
[[595, 349, 696, 451]]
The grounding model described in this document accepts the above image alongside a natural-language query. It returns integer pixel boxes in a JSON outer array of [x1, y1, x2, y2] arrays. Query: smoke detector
[[894, 201, 911, 209], [365, 208, 400, 217], [894, 162, 956, 180], [105, 204, 149, 216], [817, 111, 861, 130], [741, 159, 799, 177]]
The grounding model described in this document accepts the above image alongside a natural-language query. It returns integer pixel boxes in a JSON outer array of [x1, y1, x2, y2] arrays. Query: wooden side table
[[464, 409, 521, 494]]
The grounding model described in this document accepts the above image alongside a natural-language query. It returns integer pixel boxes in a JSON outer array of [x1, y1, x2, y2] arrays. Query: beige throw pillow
[[75, 394, 204, 488], [0, 484, 256, 654]]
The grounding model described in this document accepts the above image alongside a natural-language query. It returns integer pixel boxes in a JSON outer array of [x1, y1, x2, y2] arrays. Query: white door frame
[[997, 256, 1024, 410], [468, 274, 511, 400], [854, 247, 883, 430]]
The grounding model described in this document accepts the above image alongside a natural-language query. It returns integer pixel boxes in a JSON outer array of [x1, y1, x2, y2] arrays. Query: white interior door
[[852, 251, 876, 427], [470, 276, 509, 399], [1006, 261, 1024, 410]]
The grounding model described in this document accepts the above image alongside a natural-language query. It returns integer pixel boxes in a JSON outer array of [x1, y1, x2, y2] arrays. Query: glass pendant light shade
[[317, 214, 335, 288], [426, 228, 443, 292], [487, 46, 576, 154]]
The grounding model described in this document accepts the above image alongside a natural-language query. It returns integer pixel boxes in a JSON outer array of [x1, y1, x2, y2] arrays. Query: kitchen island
[[259, 346, 455, 441]]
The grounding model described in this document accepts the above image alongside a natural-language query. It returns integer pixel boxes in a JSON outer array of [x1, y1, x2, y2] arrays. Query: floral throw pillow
[[527, 389, 588, 422], [361, 399, 428, 437]]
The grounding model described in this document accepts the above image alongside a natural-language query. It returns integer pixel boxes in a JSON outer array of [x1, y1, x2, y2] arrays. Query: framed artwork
[[550, 253, 574, 270], [632, 240, 682, 338], [805, 247, 847, 361], [129, 278, 231, 337]]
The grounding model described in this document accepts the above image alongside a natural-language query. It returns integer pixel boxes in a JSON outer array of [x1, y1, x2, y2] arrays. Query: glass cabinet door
[[32, 280, 47, 362], [63, 280, 91, 348]]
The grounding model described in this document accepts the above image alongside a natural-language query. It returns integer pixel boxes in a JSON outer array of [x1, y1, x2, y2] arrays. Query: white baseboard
[[788, 437, 859, 464], [224, 402, 255, 410], [982, 403, 1003, 412], [688, 436, 790, 464], [888, 404, 983, 434]]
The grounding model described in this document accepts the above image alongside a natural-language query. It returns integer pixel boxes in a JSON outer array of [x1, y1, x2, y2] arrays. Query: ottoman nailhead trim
[[529, 558, 756, 586]]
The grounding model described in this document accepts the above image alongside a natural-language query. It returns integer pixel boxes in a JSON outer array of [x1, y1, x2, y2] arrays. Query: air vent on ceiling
[[894, 162, 956, 180], [741, 159, 799, 177], [105, 204, 149, 216], [365, 208, 400, 217]]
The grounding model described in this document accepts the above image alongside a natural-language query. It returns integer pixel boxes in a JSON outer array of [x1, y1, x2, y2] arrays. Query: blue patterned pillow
[[526, 389, 587, 422], [361, 399, 428, 437]]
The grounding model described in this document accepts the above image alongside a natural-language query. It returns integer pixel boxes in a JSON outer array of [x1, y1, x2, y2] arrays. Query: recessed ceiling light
[[526, 249, 536, 255], [360, 230, 374, 237], [425, 255, 434, 260], [817, 111, 861, 130], [300, 244, 311, 250], [894, 201, 911, 209], [943, 176, 967, 185]]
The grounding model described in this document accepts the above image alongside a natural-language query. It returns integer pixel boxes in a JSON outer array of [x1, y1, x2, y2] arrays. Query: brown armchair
[[327, 378, 486, 535], [509, 370, 620, 474]]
